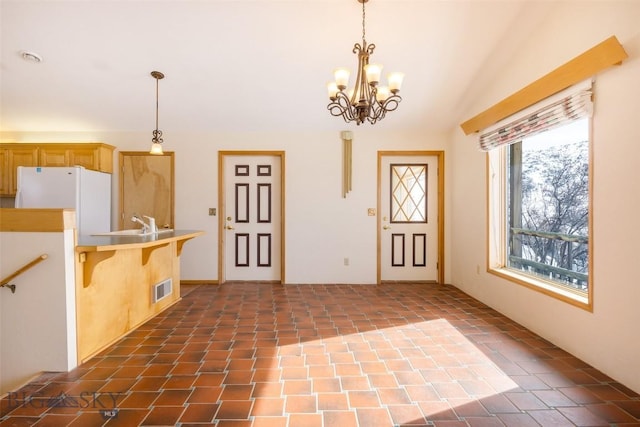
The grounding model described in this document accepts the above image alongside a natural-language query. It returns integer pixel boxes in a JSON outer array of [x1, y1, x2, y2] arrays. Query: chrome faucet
[[131, 215, 157, 234], [143, 215, 158, 233]]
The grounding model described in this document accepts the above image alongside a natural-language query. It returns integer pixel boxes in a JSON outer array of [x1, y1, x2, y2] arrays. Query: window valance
[[478, 80, 593, 151]]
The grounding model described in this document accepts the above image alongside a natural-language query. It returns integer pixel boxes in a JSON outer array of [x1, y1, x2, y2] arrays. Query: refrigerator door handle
[[15, 189, 23, 208]]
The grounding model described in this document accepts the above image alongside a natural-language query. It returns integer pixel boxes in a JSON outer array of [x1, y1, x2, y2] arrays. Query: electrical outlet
[[209, 208, 216, 216]]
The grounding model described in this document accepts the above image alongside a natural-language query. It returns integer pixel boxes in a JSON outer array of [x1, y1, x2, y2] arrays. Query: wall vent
[[153, 278, 172, 303]]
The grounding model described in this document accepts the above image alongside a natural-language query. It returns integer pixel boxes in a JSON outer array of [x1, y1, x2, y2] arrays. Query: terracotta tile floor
[[2, 283, 639, 426]]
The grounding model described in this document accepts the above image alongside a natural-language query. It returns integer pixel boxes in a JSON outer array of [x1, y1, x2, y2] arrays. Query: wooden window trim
[[460, 35, 628, 135]]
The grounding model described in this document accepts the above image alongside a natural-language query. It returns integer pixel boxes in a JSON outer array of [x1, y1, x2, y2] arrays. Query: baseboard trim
[[180, 280, 219, 285]]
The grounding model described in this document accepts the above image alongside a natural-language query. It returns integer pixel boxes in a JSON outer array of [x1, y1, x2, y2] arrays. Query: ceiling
[[0, 0, 551, 134]]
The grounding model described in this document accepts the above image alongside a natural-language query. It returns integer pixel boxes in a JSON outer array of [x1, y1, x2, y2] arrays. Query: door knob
[[383, 225, 391, 230], [225, 216, 234, 230]]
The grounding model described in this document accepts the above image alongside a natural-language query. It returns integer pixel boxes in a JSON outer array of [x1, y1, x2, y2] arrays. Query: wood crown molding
[[460, 35, 628, 135]]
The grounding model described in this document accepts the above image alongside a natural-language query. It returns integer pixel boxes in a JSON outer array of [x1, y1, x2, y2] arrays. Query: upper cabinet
[[39, 143, 115, 172], [0, 146, 39, 196], [0, 143, 115, 196]]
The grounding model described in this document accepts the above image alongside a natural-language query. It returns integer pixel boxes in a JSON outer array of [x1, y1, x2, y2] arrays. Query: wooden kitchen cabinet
[[38, 146, 69, 167], [39, 143, 115, 173], [0, 145, 39, 196], [0, 149, 6, 195], [0, 143, 115, 196]]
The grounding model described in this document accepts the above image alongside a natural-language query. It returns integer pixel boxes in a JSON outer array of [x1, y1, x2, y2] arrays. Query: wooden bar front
[[75, 231, 203, 362]]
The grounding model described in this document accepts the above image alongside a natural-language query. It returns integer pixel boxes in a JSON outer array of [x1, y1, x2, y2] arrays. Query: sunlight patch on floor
[[252, 318, 519, 422]]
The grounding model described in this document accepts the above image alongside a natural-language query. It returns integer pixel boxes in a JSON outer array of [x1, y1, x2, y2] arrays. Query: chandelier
[[150, 70, 165, 155], [327, 0, 404, 125]]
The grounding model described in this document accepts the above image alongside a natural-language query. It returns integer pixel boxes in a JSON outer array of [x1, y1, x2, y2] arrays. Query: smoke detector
[[21, 51, 42, 63]]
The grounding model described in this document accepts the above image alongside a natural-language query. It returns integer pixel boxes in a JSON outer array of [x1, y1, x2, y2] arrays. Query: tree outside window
[[506, 119, 589, 294]]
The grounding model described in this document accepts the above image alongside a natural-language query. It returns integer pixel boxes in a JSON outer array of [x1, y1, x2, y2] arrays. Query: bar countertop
[[76, 230, 204, 252]]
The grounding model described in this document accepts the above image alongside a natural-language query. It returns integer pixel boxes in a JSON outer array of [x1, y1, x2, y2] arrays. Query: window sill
[[488, 267, 592, 312]]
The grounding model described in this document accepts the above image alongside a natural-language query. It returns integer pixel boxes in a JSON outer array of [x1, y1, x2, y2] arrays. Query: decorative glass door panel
[[390, 164, 427, 223]]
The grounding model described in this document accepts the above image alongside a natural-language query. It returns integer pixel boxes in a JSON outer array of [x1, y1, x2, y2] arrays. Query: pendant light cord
[[155, 76, 159, 132]]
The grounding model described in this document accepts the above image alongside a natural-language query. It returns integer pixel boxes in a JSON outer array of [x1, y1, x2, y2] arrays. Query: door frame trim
[[377, 150, 445, 284], [218, 150, 286, 284]]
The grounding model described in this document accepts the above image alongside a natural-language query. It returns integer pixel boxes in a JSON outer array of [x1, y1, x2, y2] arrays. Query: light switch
[[209, 208, 216, 216], [367, 208, 376, 216]]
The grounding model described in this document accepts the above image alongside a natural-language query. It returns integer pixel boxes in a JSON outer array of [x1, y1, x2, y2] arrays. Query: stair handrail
[[0, 254, 48, 294]]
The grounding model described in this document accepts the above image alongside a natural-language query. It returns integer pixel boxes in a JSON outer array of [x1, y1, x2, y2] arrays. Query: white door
[[222, 153, 282, 282], [379, 153, 440, 282]]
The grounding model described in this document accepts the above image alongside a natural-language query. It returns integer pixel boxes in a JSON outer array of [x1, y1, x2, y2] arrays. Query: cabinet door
[[69, 147, 98, 170], [39, 147, 69, 166], [8, 148, 39, 194], [42, 145, 114, 173], [0, 149, 8, 195]]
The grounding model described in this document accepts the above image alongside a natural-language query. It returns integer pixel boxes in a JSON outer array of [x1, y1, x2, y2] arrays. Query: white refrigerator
[[16, 166, 112, 235]]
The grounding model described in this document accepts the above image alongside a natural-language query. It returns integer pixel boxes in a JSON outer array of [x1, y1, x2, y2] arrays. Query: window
[[485, 82, 593, 309]]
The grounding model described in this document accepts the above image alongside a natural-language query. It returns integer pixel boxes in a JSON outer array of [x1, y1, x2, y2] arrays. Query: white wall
[[2, 129, 451, 284], [450, 2, 640, 393], [0, 230, 78, 394]]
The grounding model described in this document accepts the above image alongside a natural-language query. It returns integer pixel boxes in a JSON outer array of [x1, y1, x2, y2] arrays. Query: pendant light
[[150, 71, 165, 155]]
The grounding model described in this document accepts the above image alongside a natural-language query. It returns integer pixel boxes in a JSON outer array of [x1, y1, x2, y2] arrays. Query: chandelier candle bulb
[[334, 68, 350, 90], [388, 72, 405, 93], [365, 64, 382, 85], [376, 86, 390, 102], [327, 82, 339, 100]]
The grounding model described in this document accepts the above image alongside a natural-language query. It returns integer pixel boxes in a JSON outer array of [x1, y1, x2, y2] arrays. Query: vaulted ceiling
[[0, 0, 552, 134]]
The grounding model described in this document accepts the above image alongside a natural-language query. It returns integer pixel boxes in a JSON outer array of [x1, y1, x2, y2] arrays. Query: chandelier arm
[[367, 101, 385, 125], [328, 92, 357, 122], [380, 94, 402, 112], [366, 43, 375, 55]]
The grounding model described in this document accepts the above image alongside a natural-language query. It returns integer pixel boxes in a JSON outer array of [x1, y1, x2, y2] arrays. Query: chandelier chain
[[361, 0, 366, 44]]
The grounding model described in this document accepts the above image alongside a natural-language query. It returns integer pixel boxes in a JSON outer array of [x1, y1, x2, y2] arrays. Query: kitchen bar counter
[[77, 229, 204, 252], [75, 229, 204, 362]]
